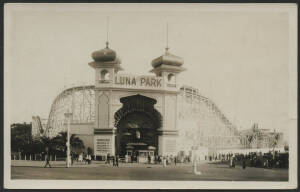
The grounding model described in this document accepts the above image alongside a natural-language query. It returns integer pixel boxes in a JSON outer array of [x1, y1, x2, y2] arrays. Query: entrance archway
[[114, 94, 162, 160]]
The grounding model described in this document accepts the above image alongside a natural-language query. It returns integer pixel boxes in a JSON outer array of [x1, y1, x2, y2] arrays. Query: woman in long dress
[[163, 157, 167, 167]]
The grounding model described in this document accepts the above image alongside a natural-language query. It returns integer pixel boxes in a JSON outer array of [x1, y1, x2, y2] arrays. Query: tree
[[30, 138, 44, 154], [11, 123, 32, 155], [51, 131, 85, 156]]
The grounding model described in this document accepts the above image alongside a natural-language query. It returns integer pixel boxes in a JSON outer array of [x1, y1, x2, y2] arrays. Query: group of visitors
[[42, 148, 288, 170], [77, 152, 92, 164], [213, 151, 289, 169], [154, 155, 179, 166], [233, 151, 288, 169], [205, 153, 234, 162], [105, 153, 119, 167], [105, 153, 181, 166]]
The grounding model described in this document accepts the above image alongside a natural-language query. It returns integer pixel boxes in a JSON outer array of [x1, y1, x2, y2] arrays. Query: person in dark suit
[[242, 155, 247, 169], [116, 155, 119, 167], [113, 156, 116, 166], [106, 153, 110, 164], [148, 154, 151, 164]]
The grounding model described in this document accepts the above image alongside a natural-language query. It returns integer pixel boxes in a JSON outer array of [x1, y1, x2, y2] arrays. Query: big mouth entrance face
[[114, 94, 162, 157]]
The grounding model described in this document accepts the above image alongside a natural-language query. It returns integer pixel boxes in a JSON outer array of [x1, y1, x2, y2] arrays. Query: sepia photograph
[[3, 3, 298, 189]]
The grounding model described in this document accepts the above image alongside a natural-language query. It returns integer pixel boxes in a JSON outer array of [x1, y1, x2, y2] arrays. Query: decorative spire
[[165, 22, 169, 54], [106, 16, 109, 48]]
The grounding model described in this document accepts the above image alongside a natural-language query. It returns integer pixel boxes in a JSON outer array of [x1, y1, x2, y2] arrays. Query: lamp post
[[64, 111, 73, 168]]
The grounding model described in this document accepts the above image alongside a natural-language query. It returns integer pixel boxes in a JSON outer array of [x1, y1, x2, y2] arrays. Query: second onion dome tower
[[150, 47, 185, 88]]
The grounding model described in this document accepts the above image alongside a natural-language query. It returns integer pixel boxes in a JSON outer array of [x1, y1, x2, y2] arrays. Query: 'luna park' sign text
[[115, 75, 162, 88]]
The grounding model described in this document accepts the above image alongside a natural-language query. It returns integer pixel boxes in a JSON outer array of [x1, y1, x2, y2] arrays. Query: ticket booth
[[137, 150, 155, 163], [125, 145, 156, 163], [137, 146, 155, 163], [125, 146, 134, 163]]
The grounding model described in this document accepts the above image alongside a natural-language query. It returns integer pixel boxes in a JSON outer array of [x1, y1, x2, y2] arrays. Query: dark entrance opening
[[114, 94, 162, 162]]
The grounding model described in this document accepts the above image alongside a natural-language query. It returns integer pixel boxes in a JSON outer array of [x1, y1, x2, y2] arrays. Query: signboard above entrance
[[114, 74, 163, 89]]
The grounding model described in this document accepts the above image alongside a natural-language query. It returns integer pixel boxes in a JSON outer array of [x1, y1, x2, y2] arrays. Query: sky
[[5, 4, 296, 140]]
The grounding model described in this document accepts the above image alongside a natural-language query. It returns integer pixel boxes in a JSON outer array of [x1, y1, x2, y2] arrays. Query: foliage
[[11, 123, 32, 154], [51, 131, 85, 155], [11, 123, 85, 156]]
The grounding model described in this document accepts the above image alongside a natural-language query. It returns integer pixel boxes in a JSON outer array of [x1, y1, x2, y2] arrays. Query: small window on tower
[[167, 73, 175, 83], [100, 69, 110, 81]]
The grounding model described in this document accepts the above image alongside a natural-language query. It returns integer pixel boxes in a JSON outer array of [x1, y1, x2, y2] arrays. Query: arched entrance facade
[[114, 94, 162, 162]]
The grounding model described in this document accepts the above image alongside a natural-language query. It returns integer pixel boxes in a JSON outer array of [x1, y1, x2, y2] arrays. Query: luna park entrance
[[114, 94, 162, 163]]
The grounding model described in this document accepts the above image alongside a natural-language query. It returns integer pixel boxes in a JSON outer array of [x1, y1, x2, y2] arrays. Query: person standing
[[44, 147, 51, 168], [78, 153, 83, 162], [148, 154, 151, 164], [87, 154, 92, 164], [163, 156, 167, 167], [113, 156, 116, 166], [242, 156, 247, 169], [232, 155, 236, 168], [106, 153, 110, 164], [116, 155, 119, 167], [229, 155, 233, 168], [71, 151, 74, 165]]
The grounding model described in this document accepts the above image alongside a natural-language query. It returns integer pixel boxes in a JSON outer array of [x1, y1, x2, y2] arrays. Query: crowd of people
[[13, 147, 288, 170], [215, 151, 289, 169], [104, 153, 183, 166], [155, 155, 179, 166], [70, 152, 93, 165], [105, 153, 120, 166], [234, 151, 288, 169]]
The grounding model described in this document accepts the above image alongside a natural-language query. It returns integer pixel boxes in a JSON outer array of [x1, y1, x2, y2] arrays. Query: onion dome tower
[[150, 47, 185, 89], [150, 47, 185, 75], [89, 17, 123, 85], [150, 24, 185, 88], [89, 41, 123, 76], [89, 41, 123, 88]]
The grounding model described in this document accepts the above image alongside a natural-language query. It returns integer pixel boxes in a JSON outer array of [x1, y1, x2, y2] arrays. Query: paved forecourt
[[11, 160, 288, 181]]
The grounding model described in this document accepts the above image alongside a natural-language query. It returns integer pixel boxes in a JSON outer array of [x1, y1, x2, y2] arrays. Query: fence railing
[[11, 154, 66, 161]]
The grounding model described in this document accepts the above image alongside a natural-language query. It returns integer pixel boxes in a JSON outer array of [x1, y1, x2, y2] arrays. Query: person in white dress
[[163, 156, 167, 167], [78, 153, 83, 162]]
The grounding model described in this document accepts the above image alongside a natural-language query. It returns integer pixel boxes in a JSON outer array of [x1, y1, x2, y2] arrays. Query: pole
[[67, 112, 71, 167], [65, 111, 72, 168]]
